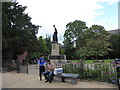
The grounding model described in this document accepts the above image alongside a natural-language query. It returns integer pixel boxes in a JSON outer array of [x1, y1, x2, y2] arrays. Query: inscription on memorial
[[50, 55, 64, 59], [52, 45, 56, 49]]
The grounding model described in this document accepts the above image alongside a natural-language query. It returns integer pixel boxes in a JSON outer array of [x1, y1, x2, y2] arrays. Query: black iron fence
[[60, 61, 118, 84]]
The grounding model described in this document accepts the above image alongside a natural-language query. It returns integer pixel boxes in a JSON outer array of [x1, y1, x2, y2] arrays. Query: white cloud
[[16, 0, 118, 44]]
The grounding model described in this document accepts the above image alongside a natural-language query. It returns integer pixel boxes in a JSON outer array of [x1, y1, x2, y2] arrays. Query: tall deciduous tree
[[78, 25, 112, 59], [63, 20, 87, 59], [63, 20, 112, 59]]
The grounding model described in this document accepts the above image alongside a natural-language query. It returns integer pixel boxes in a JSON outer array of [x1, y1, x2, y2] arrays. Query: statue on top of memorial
[[53, 25, 58, 43]]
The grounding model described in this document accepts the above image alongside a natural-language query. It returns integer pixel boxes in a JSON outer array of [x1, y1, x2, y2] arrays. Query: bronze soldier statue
[[53, 25, 58, 43]]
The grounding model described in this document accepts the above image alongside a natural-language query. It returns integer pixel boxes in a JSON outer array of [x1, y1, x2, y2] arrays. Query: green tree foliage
[[63, 36, 75, 59], [44, 35, 52, 55], [63, 20, 112, 59], [109, 34, 120, 58], [2, 2, 40, 62], [59, 45, 65, 55], [64, 20, 87, 43], [37, 36, 50, 55], [28, 36, 52, 60], [63, 20, 87, 59], [77, 25, 112, 59]]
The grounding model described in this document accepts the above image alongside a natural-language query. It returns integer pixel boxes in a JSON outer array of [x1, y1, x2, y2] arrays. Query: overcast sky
[[16, 0, 119, 44]]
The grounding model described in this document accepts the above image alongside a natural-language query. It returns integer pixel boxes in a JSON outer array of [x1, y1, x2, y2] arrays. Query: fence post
[[16, 59, 20, 73], [80, 59, 84, 79], [116, 66, 120, 90], [27, 59, 28, 74], [98, 64, 101, 81]]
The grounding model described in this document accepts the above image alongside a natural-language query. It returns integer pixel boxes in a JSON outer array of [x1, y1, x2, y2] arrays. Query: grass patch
[[85, 60, 94, 64], [68, 59, 114, 64], [102, 59, 114, 63], [86, 59, 114, 64], [68, 60, 80, 63]]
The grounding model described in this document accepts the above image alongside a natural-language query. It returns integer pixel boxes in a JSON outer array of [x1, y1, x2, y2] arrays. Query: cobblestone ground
[[2, 71, 118, 88]]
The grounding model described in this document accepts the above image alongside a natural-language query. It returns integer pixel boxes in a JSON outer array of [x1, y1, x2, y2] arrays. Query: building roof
[[109, 29, 120, 35]]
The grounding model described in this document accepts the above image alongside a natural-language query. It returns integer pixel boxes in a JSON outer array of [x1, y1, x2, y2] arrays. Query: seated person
[[42, 60, 55, 83]]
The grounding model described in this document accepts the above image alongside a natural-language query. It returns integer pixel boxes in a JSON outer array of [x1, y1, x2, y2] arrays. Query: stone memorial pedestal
[[48, 43, 67, 67], [51, 44, 60, 55]]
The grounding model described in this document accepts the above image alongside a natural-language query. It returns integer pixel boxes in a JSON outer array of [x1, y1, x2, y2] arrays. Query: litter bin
[[116, 66, 120, 90]]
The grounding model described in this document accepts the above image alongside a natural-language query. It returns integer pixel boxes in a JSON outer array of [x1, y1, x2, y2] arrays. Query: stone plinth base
[[50, 60, 67, 68], [48, 55, 67, 68], [50, 43, 67, 67]]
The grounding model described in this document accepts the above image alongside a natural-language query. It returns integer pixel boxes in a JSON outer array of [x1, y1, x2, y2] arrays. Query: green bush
[[3, 63, 16, 71]]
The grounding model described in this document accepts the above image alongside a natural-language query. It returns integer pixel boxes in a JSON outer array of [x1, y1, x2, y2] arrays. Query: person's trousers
[[39, 66, 45, 80], [42, 71, 53, 82]]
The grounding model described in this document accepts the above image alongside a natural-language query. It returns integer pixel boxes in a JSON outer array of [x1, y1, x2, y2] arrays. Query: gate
[[16, 59, 28, 73], [17, 59, 39, 75]]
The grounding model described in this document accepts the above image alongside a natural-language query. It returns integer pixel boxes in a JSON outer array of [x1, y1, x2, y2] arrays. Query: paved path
[[1, 71, 118, 88], [28, 64, 39, 75]]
